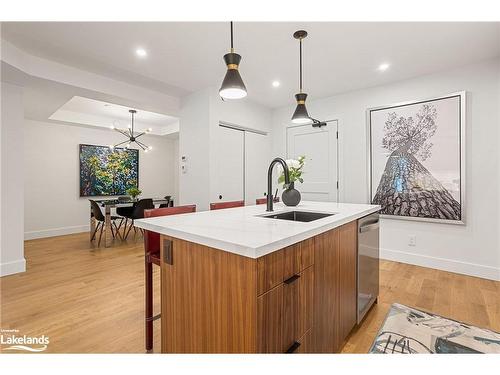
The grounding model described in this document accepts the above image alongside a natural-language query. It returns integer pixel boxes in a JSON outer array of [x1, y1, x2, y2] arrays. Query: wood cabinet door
[[299, 266, 314, 337], [257, 250, 283, 295], [257, 285, 283, 353], [300, 238, 315, 270], [282, 274, 300, 352], [338, 221, 358, 342], [257, 242, 302, 296], [313, 228, 340, 352], [259, 264, 315, 353]]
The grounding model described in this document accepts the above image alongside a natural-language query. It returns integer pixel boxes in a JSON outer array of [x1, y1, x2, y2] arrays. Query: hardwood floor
[[0, 232, 161, 353], [1, 232, 498, 353], [342, 260, 500, 353]]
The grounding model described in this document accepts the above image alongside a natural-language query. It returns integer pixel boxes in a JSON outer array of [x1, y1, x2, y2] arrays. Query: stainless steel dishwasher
[[357, 212, 380, 324]]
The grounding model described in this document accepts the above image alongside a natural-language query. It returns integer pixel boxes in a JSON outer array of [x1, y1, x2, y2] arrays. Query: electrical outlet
[[408, 235, 416, 247], [181, 155, 187, 174]]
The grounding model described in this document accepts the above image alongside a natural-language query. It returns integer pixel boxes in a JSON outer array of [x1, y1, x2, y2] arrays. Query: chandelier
[[109, 109, 153, 152]]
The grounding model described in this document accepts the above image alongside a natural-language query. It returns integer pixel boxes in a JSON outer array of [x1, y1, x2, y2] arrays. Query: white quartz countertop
[[134, 201, 380, 259]]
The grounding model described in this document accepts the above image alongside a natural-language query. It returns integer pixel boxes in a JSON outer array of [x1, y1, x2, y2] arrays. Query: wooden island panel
[[313, 228, 341, 352], [161, 237, 257, 353], [338, 221, 358, 342], [160, 221, 359, 353]]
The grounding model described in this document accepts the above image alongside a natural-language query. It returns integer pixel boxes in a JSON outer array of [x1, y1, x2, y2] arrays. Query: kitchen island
[[135, 201, 380, 353]]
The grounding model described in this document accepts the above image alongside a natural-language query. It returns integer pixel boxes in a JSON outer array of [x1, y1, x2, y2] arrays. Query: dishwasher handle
[[359, 221, 379, 233]]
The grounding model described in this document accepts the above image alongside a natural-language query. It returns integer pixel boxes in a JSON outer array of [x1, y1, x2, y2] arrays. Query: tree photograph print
[[368, 93, 464, 223], [79, 144, 139, 197]]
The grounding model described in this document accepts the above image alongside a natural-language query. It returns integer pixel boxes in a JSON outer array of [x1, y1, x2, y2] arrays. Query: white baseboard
[[24, 225, 90, 240], [0, 258, 26, 276], [380, 247, 500, 281]]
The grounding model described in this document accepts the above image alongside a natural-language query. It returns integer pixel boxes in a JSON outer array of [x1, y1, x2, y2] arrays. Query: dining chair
[[158, 195, 172, 208], [209, 200, 245, 210], [123, 198, 154, 239], [116, 203, 134, 234], [89, 200, 122, 246], [143, 204, 197, 353]]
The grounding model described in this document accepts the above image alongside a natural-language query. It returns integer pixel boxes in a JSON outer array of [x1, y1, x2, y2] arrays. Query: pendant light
[[219, 21, 247, 100], [109, 110, 153, 152], [291, 30, 311, 124]]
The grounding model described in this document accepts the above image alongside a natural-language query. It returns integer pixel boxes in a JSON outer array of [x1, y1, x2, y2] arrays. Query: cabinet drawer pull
[[163, 239, 173, 265], [284, 274, 300, 284], [285, 341, 301, 353]]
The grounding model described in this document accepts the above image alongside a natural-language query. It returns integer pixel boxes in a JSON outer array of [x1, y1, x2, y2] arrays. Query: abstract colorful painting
[[368, 92, 465, 224], [79, 144, 139, 196]]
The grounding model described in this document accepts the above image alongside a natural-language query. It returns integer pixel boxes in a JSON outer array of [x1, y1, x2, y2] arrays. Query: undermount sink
[[261, 210, 335, 222]]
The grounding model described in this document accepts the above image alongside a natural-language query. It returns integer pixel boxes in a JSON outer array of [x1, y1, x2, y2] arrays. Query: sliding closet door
[[245, 132, 270, 205], [213, 126, 244, 203]]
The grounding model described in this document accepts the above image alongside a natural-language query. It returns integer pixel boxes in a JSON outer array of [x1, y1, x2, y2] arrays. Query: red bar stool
[[256, 197, 279, 205], [143, 204, 196, 353], [209, 200, 245, 210], [255, 198, 266, 205]]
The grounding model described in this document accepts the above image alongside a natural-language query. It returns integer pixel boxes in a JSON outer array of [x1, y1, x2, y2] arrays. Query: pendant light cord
[[230, 21, 234, 52], [299, 38, 303, 93], [131, 111, 134, 136]]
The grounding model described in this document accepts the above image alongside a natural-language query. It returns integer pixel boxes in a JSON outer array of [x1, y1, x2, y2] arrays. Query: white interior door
[[286, 121, 338, 202], [245, 132, 270, 205], [213, 126, 244, 203]]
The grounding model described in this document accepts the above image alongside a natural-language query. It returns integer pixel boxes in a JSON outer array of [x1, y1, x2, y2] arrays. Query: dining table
[[90, 198, 172, 247]]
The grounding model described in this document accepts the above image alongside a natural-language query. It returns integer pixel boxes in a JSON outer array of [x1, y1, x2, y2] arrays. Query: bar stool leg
[[145, 255, 153, 353]]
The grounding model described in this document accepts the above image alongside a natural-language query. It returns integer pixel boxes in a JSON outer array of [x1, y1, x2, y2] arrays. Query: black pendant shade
[[291, 30, 311, 124], [291, 93, 310, 124], [219, 52, 247, 99], [219, 22, 247, 100]]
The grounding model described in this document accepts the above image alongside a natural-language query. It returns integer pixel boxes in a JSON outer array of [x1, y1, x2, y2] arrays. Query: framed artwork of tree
[[79, 144, 139, 197], [367, 92, 466, 224]]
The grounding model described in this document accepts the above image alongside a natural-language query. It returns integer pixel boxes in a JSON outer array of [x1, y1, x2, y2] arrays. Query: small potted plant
[[278, 156, 305, 206], [126, 187, 142, 201]]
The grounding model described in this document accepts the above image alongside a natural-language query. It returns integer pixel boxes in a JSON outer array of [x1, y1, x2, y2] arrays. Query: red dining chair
[[256, 197, 279, 205], [143, 204, 196, 353], [209, 200, 245, 210]]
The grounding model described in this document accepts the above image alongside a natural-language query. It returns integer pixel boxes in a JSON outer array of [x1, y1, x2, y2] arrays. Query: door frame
[[285, 119, 341, 202]]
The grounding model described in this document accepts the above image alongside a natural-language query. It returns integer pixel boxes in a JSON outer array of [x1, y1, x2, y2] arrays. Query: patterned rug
[[370, 303, 500, 354]]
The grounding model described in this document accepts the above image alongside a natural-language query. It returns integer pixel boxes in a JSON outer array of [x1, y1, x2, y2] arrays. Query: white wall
[[1, 82, 26, 276], [23, 120, 178, 239], [178, 88, 211, 211], [179, 87, 272, 211], [209, 88, 272, 205], [272, 58, 500, 280]]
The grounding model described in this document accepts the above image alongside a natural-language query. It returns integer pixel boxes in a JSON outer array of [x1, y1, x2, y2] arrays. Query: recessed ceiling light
[[378, 63, 390, 71], [135, 48, 147, 58], [272, 80, 280, 88]]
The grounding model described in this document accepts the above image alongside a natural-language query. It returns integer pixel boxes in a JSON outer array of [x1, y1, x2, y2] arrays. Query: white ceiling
[[49, 96, 179, 136], [2, 22, 500, 108]]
